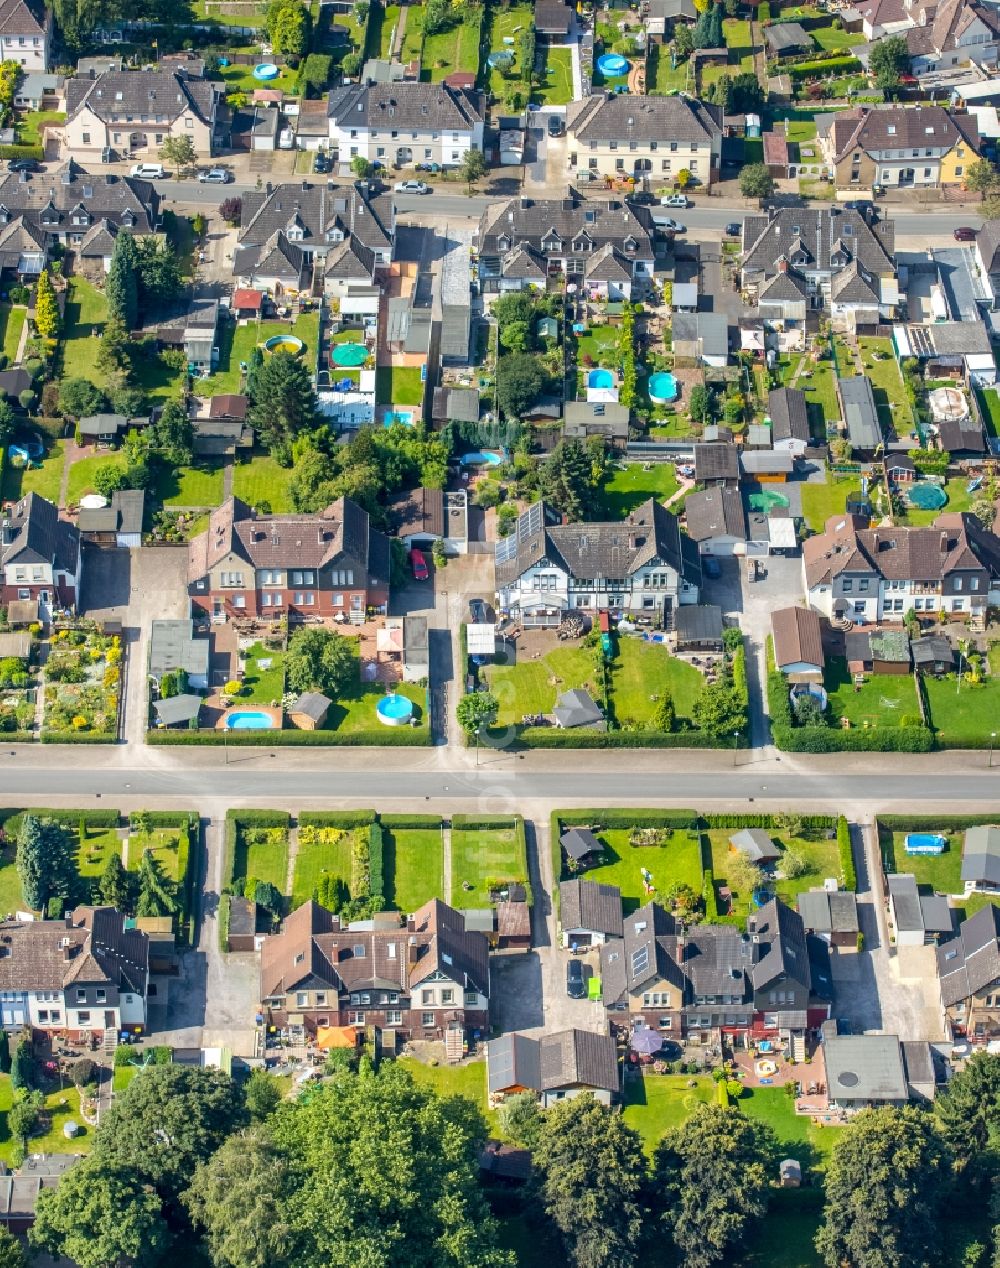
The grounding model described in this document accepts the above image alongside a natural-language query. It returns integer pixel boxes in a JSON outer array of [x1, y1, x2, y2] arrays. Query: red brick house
[[187, 495, 390, 624], [0, 493, 81, 621], [260, 898, 491, 1043]]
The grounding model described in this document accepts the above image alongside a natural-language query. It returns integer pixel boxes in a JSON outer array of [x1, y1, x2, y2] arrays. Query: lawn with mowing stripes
[[234, 826, 290, 893], [450, 824, 525, 907], [383, 826, 445, 909], [232, 454, 295, 512], [535, 45, 574, 105], [0, 304, 25, 362], [422, 15, 482, 80], [290, 828, 356, 909]]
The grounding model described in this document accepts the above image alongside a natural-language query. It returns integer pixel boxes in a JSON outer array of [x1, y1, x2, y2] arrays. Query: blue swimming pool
[[904, 833, 947, 855], [588, 368, 614, 389], [648, 371, 679, 403], [377, 693, 414, 726], [460, 451, 503, 467], [384, 410, 414, 427], [597, 52, 629, 77], [225, 710, 276, 731]]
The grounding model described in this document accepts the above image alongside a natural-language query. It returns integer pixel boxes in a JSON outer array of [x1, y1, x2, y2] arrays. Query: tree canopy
[[248, 352, 321, 463], [16, 815, 74, 912], [540, 438, 604, 521], [739, 164, 774, 199], [456, 690, 499, 734], [106, 232, 139, 331], [496, 352, 550, 420], [869, 34, 909, 95], [936, 1051, 1000, 1188], [285, 627, 356, 699]]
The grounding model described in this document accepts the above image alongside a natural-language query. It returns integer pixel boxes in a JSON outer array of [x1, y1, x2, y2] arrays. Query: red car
[[954, 226, 977, 242], [409, 547, 429, 581]]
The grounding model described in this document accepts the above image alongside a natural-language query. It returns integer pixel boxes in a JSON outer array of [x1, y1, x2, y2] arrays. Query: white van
[[130, 162, 164, 179]]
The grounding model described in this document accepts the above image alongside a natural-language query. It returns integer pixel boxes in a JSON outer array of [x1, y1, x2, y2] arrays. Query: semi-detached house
[[327, 81, 485, 171], [0, 493, 81, 621], [0, 0, 50, 70], [816, 103, 980, 191], [565, 92, 722, 185]]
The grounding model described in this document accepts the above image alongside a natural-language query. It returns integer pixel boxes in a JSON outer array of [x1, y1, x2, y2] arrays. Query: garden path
[[222, 457, 234, 500], [390, 6, 407, 59], [31, 639, 48, 735], [284, 823, 300, 899]]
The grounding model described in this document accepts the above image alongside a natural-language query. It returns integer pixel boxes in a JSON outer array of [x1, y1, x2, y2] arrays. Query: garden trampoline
[[907, 482, 948, 510], [331, 342, 368, 367]]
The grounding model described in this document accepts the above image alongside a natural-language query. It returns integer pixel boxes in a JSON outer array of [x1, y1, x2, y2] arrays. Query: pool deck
[[215, 705, 284, 731]]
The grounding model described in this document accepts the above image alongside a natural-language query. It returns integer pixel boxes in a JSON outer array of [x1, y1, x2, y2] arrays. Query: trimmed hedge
[[554, 809, 698, 831], [0, 144, 43, 161], [879, 814, 992, 832], [6, 808, 120, 828], [369, 822, 385, 903], [41, 731, 116, 744], [703, 868, 719, 921], [218, 893, 231, 953], [788, 54, 861, 79], [148, 727, 429, 747], [223, 810, 290, 891], [379, 814, 443, 829], [772, 724, 934, 752], [522, 728, 725, 749], [298, 811, 376, 828], [130, 811, 197, 829], [701, 813, 835, 831], [837, 817, 856, 891]]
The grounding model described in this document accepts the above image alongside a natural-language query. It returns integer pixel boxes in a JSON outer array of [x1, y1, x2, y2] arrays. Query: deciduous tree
[[739, 163, 774, 199], [0, 1226, 26, 1268], [244, 1070, 283, 1122], [33, 270, 59, 340], [285, 627, 356, 699], [459, 148, 488, 193], [869, 34, 909, 96], [937, 1051, 1000, 1188], [496, 351, 549, 420], [149, 400, 195, 466], [456, 690, 499, 735]]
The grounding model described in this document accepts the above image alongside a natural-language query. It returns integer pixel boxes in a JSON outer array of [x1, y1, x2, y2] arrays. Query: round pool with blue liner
[[376, 693, 414, 726], [253, 63, 279, 81], [460, 451, 503, 467], [588, 368, 615, 389], [648, 371, 679, 403], [225, 710, 276, 730], [597, 52, 629, 77]]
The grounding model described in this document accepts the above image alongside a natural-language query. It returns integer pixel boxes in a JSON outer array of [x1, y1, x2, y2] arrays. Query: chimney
[[941, 530, 948, 551], [408, 936, 419, 963], [777, 256, 788, 273]]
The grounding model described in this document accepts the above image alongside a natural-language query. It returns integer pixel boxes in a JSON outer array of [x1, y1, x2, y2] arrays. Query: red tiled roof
[[233, 287, 262, 311]]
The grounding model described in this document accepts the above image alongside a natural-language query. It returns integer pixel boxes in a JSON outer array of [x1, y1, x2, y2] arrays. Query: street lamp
[[475, 726, 481, 768], [991, 732, 997, 768], [732, 731, 739, 767]]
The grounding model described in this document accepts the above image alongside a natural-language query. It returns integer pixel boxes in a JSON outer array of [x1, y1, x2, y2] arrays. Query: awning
[[316, 1025, 360, 1050], [467, 623, 496, 655]]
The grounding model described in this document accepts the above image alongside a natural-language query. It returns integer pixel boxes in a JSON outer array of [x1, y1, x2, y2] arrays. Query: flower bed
[[42, 626, 121, 739]]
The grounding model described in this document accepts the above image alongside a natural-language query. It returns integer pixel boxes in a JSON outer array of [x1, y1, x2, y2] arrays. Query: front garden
[[450, 815, 528, 908], [42, 625, 121, 741]]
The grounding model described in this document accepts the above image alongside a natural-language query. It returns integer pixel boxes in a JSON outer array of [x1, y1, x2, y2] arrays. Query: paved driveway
[[737, 554, 804, 749]]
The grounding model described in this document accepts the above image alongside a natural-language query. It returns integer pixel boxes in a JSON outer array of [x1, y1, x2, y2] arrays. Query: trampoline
[[331, 342, 368, 367], [928, 385, 969, 423], [748, 489, 790, 512], [907, 482, 948, 510], [597, 52, 629, 77]]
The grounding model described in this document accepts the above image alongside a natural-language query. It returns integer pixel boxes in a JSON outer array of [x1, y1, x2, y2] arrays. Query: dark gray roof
[[825, 1034, 907, 1102], [153, 693, 203, 725], [328, 81, 484, 131], [553, 688, 604, 729], [749, 898, 811, 993], [684, 486, 746, 543], [560, 827, 604, 863], [939, 904, 1000, 1006], [838, 376, 883, 450], [939, 417, 986, 454], [478, 189, 655, 263], [560, 879, 623, 937], [673, 603, 724, 643], [77, 489, 144, 536], [741, 207, 895, 280], [291, 691, 332, 722], [148, 619, 210, 680], [731, 828, 781, 864], [535, 0, 573, 32], [765, 21, 812, 51], [66, 68, 220, 127], [488, 1029, 619, 1094], [674, 312, 729, 360], [962, 825, 1000, 886], [768, 387, 810, 444], [1, 493, 79, 576], [683, 923, 752, 998], [911, 634, 954, 667], [694, 443, 740, 483], [759, 269, 810, 302], [797, 890, 859, 935], [901, 1040, 937, 1090], [431, 386, 480, 423], [0, 159, 159, 241], [623, 900, 685, 993], [567, 93, 722, 145], [78, 413, 127, 437], [488, 1032, 542, 1094], [888, 872, 923, 932]]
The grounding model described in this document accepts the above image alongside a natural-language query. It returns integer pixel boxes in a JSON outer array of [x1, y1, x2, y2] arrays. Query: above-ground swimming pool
[[587, 368, 615, 389], [597, 52, 629, 77], [904, 833, 947, 855], [264, 334, 303, 355], [460, 451, 503, 467], [225, 710, 276, 731], [907, 482, 948, 511], [253, 63, 279, 81], [331, 342, 369, 367], [648, 371, 679, 403], [377, 693, 414, 726]]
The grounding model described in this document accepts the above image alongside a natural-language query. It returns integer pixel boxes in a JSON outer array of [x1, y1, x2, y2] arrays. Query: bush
[[703, 867, 719, 921], [0, 144, 42, 161], [113, 1045, 137, 1069], [298, 811, 376, 828], [837, 816, 856, 890]]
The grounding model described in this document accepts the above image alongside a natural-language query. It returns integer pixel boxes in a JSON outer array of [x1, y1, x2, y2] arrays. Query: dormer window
[[498, 235, 510, 251], [0, 205, 9, 225], [887, 125, 896, 135], [623, 235, 637, 253]]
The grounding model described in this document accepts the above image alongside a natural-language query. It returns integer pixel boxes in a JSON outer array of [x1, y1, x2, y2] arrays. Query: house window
[[77, 1011, 91, 1024], [386, 1009, 402, 1025], [233, 595, 246, 609], [17, 590, 28, 600], [316, 993, 326, 1005], [659, 1017, 672, 1029], [843, 580, 853, 593], [185, 118, 193, 128], [972, 578, 980, 591], [421, 1012, 434, 1027], [51, 1011, 60, 1023], [38, 1010, 48, 1022], [924, 168, 931, 178], [76, 990, 86, 1003], [82, 131, 91, 145], [348, 1011, 364, 1024], [441, 989, 454, 1004], [954, 599, 964, 611], [332, 593, 343, 607], [296, 992, 308, 1007], [956, 166, 964, 176], [422, 990, 433, 1005], [95, 990, 106, 1003]]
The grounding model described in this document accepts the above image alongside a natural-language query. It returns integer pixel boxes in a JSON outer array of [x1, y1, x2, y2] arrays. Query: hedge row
[[0, 144, 43, 161], [298, 811, 376, 828], [218, 893, 231, 953], [772, 724, 934, 753], [379, 814, 444, 829], [0, 733, 36, 744], [176, 823, 194, 945], [6, 808, 121, 828], [369, 822, 385, 903], [554, 809, 698, 831], [522, 728, 724, 750], [148, 727, 429, 747], [703, 868, 719, 921], [879, 814, 991, 832], [130, 811, 197, 829], [701, 813, 835, 831], [788, 55, 861, 79], [41, 731, 117, 744], [837, 817, 856, 891]]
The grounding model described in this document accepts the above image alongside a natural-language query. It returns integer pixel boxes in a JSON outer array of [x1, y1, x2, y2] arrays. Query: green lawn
[[376, 365, 424, 407], [399, 1057, 495, 1128], [219, 57, 295, 95], [599, 462, 679, 518], [153, 460, 226, 508], [400, 4, 424, 63], [798, 358, 840, 429], [2, 438, 65, 504], [535, 45, 574, 106], [234, 824, 289, 892], [290, 828, 355, 909], [858, 337, 913, 433], [485, 5, 534, 97], [483, 645, 595, 727], [232, 453, 295, 513], [327, 676, 427, 735], [576, 323, 621, 368], [421, 13, 481, 81], [124, 825, 189, 885], [740, 1084, 840, 1161], [450, 823, 525, 907], [61, 277, 108, 386], [112, 1064, 139, 1093], [0, 1079, 90, 1165], [647, 43, 692, 93], [383, 826, 445, 910], [800, 473, 862, 534], [811, 21, 864, 49], [0, 835, 21, 914], [614, 638, 704, 728], [924, 673, 1000, 746], [0, 304, 26, 362], [16, 108, 65, 146], [239, 641, 286, 705], [130, 347, 186, 409], [723, 17, 754, 60], [66, 453, 125, 507], [575, 827, 705, 914], [198, 312, 320, 397], [901, 476, 974, 526], [824, 656, 920, 729], [879, 823, 963, 895], [74, 825, 122, 889], [706, 827, 843, 924], [977, 387, 1000, 439]]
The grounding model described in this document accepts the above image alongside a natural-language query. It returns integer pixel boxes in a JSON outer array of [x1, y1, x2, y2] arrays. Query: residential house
[[259, 898, 490, 1042], [837, 376, 883, 455], [189, 395, 254, 458], [476, 188, 656, 298], [816, 104, 980, 190], [672, 312, 729, 366], [673, 603, 724, 652], [887, 873, 953, 945], [601, 901, 689, 1035], [188, 495, 391, 624], [845, 626, 912, 676], [327, 81, 485, 171], [741, 207, 898, 329], [13, 71, 61, 110], [0, 0, 50, 70], [431, 386, 479, 427], [797, 890, 860, 947], [61, 68, 224, 160], [961, 825, 1000, 894], [683, 486, 747, 555], [495, 498, 701, 627], [553, 688, 605, 729], [148, 619, 209, 690], [563, 401, 630, 452], [748, 898, 831, 1051], [559, 879, 624, 947], [693, 443, 740, 488], [0, 493, 81, 619], [824, 1034, 910, 1110], [769, 386, 811, 455], [534, 0, 573, 38], [803, 511, 1000, 623], [740, 450, 796, 482], [487, 1029, 620, 1107], [938, 903, 1000, 1043], [0, 907, 149, 1035], [0, 1154, 81, 1234], [765, 21, 812, 54], [560, 827, 606, 871], [730, 828, 781, 866], [904, 0, 1000, 73], [77, 489, 144, 549], [646, 0, 698, 25], [772, 605, 825, 682], [974, 219, 1000, 304], [144, 296, 220, 376], [566, 92, 722, 185], [234, 180, 394, 303], [152, 693, 203, 729], [894, 321, 996, 387]]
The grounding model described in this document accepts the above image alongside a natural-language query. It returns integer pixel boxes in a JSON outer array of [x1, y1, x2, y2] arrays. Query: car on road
[[394, 179, 431, 194], [409, 547, 429, 581], [725, 222, 741, 237], [566, 958, 586, 999], [547, 115, 564, 137], [658, 217, 685, 233], [131, 162, 164, 179], [843, 199, 874, 218], [8, 158, 38, 172], [660, 193, 689, 208], [197, 167, 232, 184], [954, 225, 977, 242], [469, 598, 488, 623]]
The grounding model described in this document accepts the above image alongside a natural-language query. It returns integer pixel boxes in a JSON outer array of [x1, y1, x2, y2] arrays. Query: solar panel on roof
[[631, 946, 649, 976]]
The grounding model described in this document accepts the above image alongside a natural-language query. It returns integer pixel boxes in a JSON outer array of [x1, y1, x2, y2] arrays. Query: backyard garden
[[41, 625, 121, 740], [450, 815, 528, 908], [199, 311, 320, 398], [0, 635, 39, 739]]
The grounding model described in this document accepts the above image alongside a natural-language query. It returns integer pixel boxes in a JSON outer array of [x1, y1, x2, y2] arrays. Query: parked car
[[660, 193, 689, 208], [8, 158, 38, 172], [566, 958, 586, 999], [409, 547, 429, 581], [547, 115, 564, 137], [313, 152, 330, 173], [658, 217, 685, 233], [725, 222, 741, 237], [469, 598, 488, 623], [394, 179, 431, 194], [131, 162, 165, 179], [843, 199, 874, 219], [703, 557, 722, 580], [197, 167, 231, 184], [954, 225, 977, 242]]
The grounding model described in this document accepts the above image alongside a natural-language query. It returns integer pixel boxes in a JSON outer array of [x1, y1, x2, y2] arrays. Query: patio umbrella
[[630, 1027, 663, 1056]]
